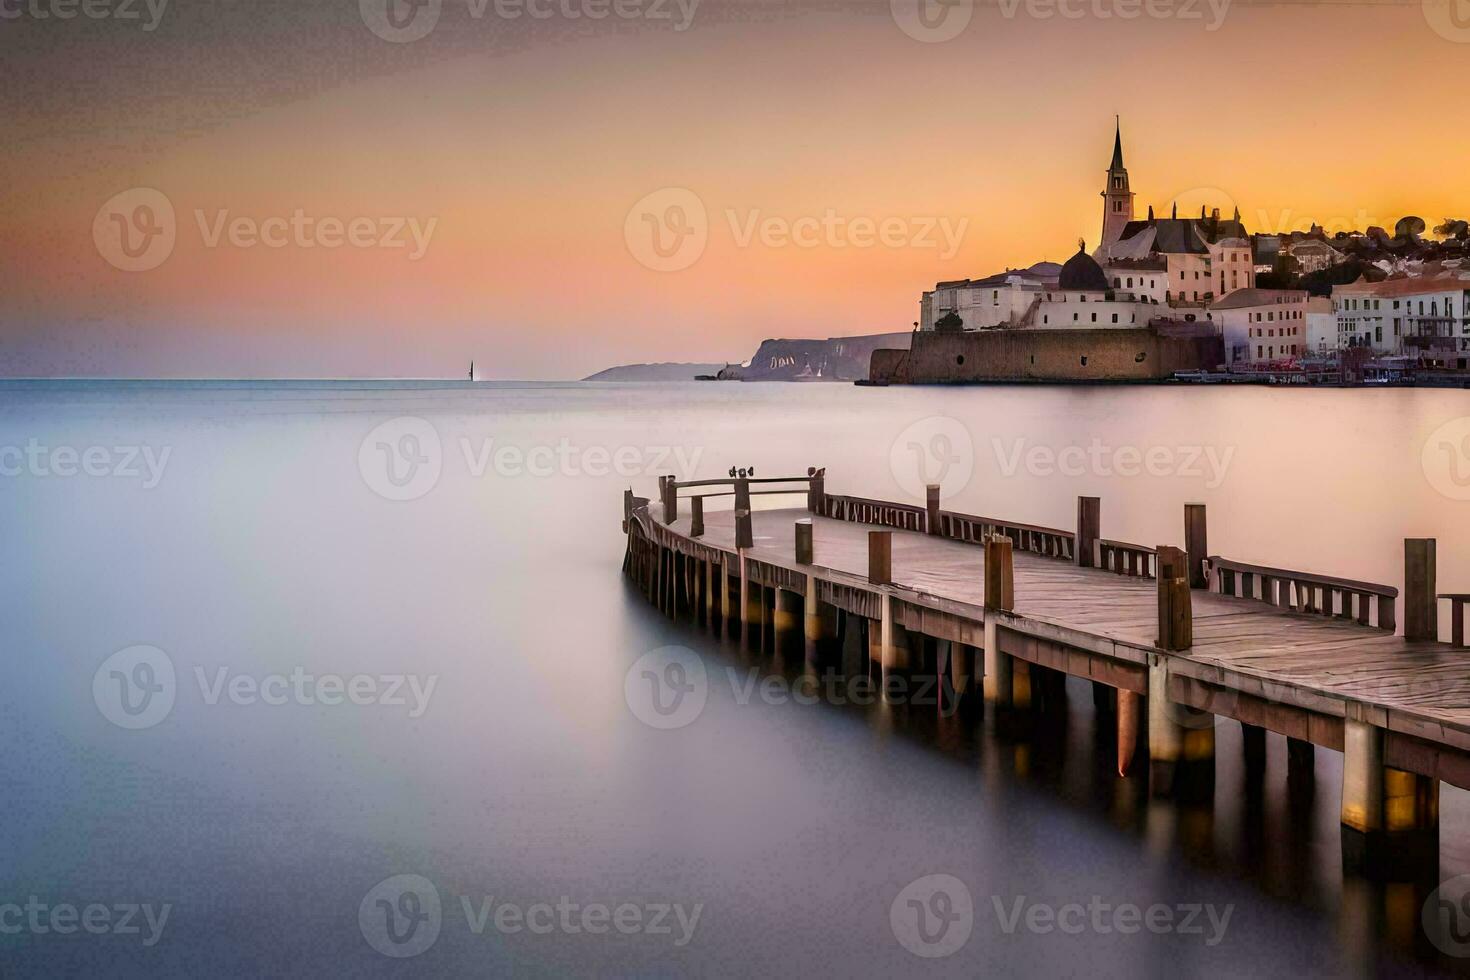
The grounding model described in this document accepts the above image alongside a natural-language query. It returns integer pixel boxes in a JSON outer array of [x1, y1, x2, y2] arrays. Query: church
[[918, 122, 1254, 331]]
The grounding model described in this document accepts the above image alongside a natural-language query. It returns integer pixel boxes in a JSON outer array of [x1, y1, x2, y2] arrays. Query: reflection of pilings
[[1147, 658, 1214, 800], [1341, 718, 1439, 875]]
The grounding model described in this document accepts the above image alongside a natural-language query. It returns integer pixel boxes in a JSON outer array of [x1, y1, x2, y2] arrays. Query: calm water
[[4, 379, 1470, 977]]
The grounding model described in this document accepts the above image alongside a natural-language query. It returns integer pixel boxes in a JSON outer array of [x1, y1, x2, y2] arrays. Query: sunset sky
[[5, 0, 1468, 379]]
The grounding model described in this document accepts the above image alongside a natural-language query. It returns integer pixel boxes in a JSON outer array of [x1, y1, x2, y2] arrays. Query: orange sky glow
[[5, 0, 1468, 377]]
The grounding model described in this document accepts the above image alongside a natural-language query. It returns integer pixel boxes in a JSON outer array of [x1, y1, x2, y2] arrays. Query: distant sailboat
[[469, 360, 476, 382]]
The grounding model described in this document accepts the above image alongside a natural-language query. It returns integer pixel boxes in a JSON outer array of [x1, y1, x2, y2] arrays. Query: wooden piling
[[1117, 689, 1140, 776], [926, 484, 941, 536], [661, 476, 677, 524], [1405, 538, 1437, 641], [868, 530, 892, 586], [1156, 546, 1192, 651], [1076, 496, 1100, 568], [1184, 503, 1208, 589], [807, 467, 825, 514], [689, 496, 704, 537], [984, 535, 1014, 611], [795, 519, 813, 565]]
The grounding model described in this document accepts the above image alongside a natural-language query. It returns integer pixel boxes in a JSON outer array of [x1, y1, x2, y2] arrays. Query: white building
[[1332, 275, 1470, 353], [1305, 296, 1336, 354], [919, 262, 1059, 331], [1208, 288, 1311, 366], [1030, 249, 1162, 329]]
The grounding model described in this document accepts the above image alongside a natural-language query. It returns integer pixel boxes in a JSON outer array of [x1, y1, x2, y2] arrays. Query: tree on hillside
[[934, 312, 964, 333]]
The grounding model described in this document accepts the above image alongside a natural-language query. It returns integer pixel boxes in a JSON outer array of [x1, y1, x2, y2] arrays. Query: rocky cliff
[[718, 332, 912, 382]]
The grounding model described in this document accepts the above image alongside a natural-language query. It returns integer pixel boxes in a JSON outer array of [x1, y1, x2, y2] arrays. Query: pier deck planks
[[676, 507, 1470, 745]]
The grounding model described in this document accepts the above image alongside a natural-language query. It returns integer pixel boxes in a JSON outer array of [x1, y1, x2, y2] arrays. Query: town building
[[918, 262, 1059, 331], [1331, 275, 1470, 353], [1208, 288, 1311, 366], [1305, 296, 1336, 354]]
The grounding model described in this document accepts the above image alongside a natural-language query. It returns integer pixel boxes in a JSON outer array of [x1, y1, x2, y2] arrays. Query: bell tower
[[1099, 117, 1134, 251]]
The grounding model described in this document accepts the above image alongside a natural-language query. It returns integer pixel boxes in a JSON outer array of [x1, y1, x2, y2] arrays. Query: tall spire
[[1110, 116, 1124, 171]]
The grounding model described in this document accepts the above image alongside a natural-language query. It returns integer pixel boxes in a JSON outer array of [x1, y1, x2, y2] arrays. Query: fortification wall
[[869, 328, 1222, 383]]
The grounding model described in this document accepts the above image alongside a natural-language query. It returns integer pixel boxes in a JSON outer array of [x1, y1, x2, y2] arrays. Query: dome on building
[[1059, 247, 1110, 292]]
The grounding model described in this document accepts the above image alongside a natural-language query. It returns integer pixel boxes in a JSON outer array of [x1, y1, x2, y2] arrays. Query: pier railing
[[1205, 556, 1398, 631], [644, 471, 1443, 638], [934, 510, 1075, 561]]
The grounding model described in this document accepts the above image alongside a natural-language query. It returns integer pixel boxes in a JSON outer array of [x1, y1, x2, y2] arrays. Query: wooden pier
[[622, 470, 1470, 871]]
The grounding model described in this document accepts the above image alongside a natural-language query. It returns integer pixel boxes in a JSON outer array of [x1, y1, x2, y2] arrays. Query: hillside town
[[913, 122, 1470, 384]]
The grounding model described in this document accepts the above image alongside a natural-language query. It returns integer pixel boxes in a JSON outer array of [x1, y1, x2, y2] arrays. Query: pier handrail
[[1098, 539, 1158, 579], [820, 492, 926, 533], [1206, 555, 1398, 631], [935, 509, 1075, 561]]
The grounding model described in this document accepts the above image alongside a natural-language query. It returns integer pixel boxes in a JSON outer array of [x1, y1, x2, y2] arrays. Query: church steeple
[[1099, 116, 1135, 252]]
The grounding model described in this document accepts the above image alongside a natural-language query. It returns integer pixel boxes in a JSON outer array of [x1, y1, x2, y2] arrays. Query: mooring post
[[1184, 503, 1208, 589], [661, 476, 677, 524], [983, 535, 1015, 708], [689, 496, 704, 538], [795, 519, 813, 565], [926, 484, 941, 536], [1156, 546, 1192, 651], [868, 530, 892, 586], [734, 478, 753, 550], [1076, 496, 1100, 568], [807, 467, 825, 514], [1405, 538, 1437, 641]]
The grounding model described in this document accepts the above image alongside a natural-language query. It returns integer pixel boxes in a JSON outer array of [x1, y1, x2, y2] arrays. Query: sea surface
[[4, 379, 1470, 977]]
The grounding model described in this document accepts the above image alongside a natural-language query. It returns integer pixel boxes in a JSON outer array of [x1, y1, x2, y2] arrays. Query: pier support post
[[1405, 538, 1437, 642], [689, 496, 704, 538], [983, 535, 1015, 709], [1184, 504, 1208, 589], [706, 558, 719, 623], [1341, 718, 1439, 873], [1147, 657, 1215, 799], [1241, 722, 1267, 777], [1117, 689, 1141, 776], [926, 484, 941, 536], [949, 642, 977, 710], [795, 519, 813, 565], [1156, 546, 1192, 651], [773, 588, 800, 637], [803, 572, 832, 655], [1076, 496, 1100, 568]]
